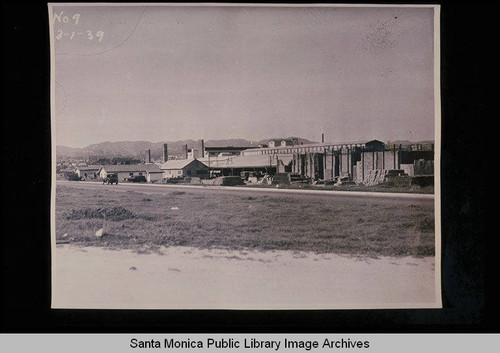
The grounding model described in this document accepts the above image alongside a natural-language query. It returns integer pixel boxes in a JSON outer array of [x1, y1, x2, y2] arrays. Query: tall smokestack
[[321, 133, 324, 143], [163, 143, 168, 162], [198, 139, 205, 158], [183, 144, 188, 159], [146, 149, 151, 163]]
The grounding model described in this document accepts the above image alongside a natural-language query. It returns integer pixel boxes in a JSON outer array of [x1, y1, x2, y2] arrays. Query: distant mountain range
[[56, 137, 316, 159]]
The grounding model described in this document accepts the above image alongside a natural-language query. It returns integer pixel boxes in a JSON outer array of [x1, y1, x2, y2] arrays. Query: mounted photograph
[[49, 3, 441, 309]]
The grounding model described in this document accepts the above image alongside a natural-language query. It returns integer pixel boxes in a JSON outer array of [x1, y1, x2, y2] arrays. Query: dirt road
[[52, 245, 440, 309]]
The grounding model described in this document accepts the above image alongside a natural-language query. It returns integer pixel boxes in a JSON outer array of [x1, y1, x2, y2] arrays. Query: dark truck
[[103, 173, 119, 185], [127, 175, 147, 183]]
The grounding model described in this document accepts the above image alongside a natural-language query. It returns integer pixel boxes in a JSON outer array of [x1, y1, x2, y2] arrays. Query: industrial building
[[159, 137, 434, 185], [159, 159, 210, 179], [240, 139, 434, 183], [268, 138, 299, 148], [185, 142, 258, 159], [98, 164, 163, 183], [76, 138, 434, 186], [203, 146, 255, 158], [198, 154, 277, 177]]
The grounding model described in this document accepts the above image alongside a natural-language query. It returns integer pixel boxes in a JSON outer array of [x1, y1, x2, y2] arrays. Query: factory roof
[[159, 159, 208, 170], [204, 146, 256, 151], [99, 164, 162, 173], [198, 155, 276, 169], [242, 139, 385, 154]]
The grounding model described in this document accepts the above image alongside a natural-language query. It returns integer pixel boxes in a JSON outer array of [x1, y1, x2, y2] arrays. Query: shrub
[[65, 206, 136, 221]]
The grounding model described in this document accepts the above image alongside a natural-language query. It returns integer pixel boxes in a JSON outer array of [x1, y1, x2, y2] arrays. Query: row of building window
[[245, 144, 376, 156]]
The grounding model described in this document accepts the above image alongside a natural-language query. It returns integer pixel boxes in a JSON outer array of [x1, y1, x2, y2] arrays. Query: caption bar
[[131, 337, 370, 350]]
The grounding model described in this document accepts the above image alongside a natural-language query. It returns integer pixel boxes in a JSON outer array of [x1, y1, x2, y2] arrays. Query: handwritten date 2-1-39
[[53, 10, 104, 42]]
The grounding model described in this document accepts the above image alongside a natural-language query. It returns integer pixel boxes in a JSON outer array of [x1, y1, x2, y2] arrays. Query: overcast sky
[[51, 4, 436, 148]]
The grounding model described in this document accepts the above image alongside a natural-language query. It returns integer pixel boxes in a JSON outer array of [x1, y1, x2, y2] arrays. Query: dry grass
[[248, 183, 434, 194], [55, 185, 435, 257]]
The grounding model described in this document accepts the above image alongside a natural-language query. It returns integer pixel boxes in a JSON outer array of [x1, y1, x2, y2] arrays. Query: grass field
[[55, 185, 435, 257], [246, 182, 435, 194]]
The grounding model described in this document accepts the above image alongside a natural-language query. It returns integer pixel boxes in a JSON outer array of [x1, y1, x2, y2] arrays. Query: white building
[[75, 165, 102, 180], [159, 159, 209, 179]]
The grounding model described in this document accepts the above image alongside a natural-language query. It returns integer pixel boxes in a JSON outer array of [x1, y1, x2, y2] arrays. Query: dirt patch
[[53, 245, 439, 309]]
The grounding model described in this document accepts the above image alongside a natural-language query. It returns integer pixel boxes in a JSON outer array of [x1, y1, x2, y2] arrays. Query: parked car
[[127, 175, 147, 183], [165, 176, 183, 184], [103, 173, 119, 185]]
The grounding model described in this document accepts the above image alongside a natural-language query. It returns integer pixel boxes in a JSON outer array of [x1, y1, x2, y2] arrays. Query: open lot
[[55, 183, 435, 257], [53, 183, 438, 309]]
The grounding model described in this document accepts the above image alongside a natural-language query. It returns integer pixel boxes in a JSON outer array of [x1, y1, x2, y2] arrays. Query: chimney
[[321, 133, 324, 143], [183, 144, 188, 159], [198, 139, 205, 158], [163, 143, 168, 162], [146, 149, 151, 163]]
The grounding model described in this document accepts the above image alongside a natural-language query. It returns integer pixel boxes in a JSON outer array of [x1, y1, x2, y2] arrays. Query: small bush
[[65, 206, 136, 221]]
